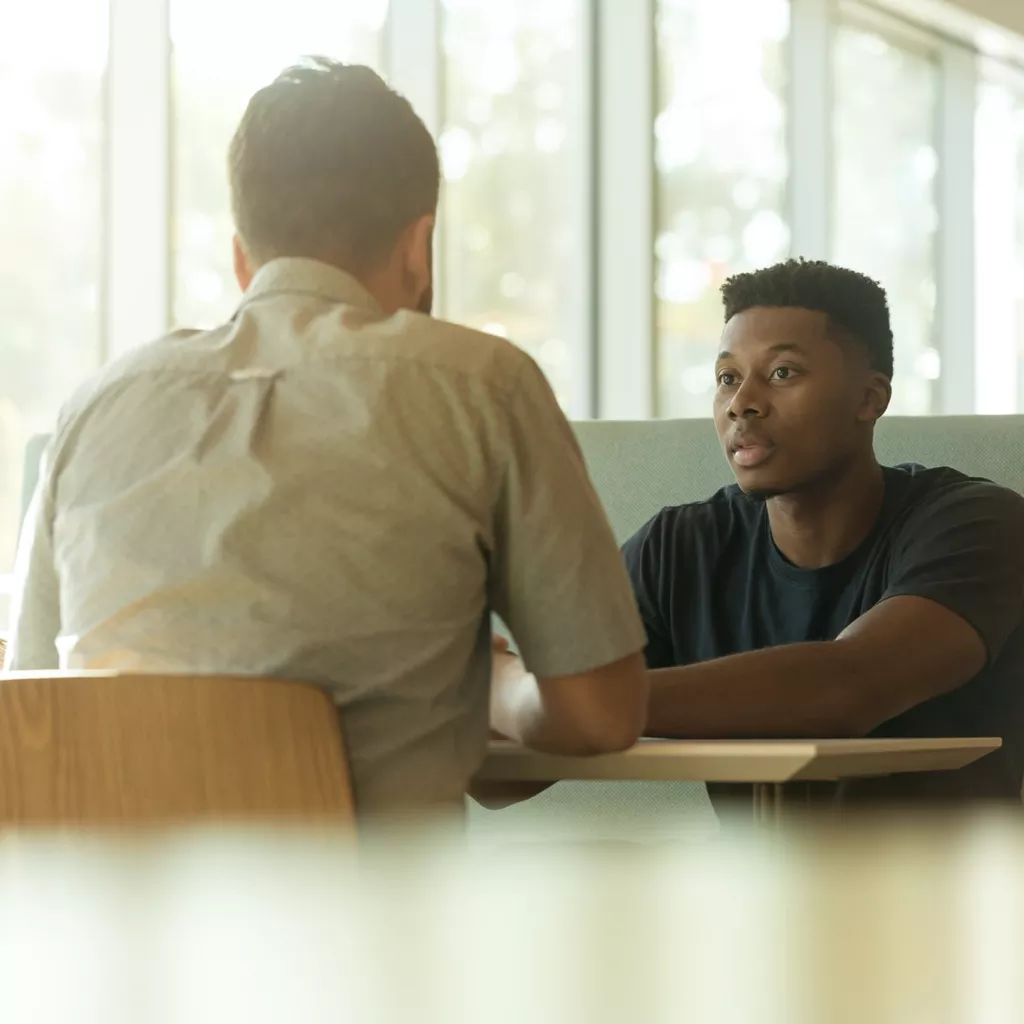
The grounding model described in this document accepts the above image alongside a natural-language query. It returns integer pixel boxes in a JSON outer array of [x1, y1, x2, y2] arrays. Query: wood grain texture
[[0, 672, 355, 826], [476, 737, 1002, 784]]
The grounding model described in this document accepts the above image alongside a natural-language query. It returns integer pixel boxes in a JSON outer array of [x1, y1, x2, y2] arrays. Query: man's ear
[[233, 234, 255, 292], [858, 373, 892, 424], [402, 214, 435, 306]]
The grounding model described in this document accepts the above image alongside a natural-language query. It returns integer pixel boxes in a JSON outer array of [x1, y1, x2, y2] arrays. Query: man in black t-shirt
[[623, 259, 1024, 805]]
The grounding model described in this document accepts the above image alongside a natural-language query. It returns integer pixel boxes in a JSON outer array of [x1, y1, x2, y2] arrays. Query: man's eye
[[717, 372, 737, 387], [770, 366, 794, 381]]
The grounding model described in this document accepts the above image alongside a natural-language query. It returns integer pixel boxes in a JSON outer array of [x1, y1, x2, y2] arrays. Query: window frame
[[95, 0, 1024, 422], [108, 0, 171, 362], [9, 0, 1024, 619], [974, 54, 1024, 413], [596, 0, 656, 420], [832, 2, 947, 415], [428, 0, 598, 418]]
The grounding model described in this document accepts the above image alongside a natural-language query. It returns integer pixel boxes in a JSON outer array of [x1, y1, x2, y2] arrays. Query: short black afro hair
[[721, 259, 894, 380]]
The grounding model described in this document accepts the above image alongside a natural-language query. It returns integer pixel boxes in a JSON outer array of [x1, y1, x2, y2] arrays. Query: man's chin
[[739, 488, 783, 504], [733, 469, 786, 503]]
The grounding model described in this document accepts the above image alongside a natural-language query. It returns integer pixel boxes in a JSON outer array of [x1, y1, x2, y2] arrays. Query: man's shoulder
[[890, 464, 1024, 517], [885, 465, 1024, 550], [632, 484, 759, 549], [661, 483, 757, 524], [386, 311, 540, 397], [55, 327, 215, 430]]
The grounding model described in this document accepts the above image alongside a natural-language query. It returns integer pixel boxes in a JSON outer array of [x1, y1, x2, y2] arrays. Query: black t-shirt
[[622, 465, 1024, 804]]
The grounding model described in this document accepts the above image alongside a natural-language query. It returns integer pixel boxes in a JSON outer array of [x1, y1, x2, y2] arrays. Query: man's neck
[[766, 456, 886, 569]]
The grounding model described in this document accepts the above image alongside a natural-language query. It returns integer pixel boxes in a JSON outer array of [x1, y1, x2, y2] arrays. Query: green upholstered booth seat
[[573, 416, 1024, 544], [23, 416, 1024, 532]]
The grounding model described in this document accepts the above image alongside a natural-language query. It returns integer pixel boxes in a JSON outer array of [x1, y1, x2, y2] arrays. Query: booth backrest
[[572, 415, 1024, 543], [24, 416, 1024, 533]]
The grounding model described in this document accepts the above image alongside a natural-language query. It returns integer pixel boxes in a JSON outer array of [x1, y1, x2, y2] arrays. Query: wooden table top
[[475, 736, 1002, 784]]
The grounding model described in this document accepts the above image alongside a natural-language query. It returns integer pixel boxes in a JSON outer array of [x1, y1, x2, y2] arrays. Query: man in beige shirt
[[6, 59, 647, 816]]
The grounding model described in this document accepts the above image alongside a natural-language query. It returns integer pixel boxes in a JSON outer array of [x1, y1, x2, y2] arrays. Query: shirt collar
[[238, 257, 381, 314]]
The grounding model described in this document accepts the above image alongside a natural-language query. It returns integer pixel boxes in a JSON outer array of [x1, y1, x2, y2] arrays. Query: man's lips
[[729, 439, 775, 468]]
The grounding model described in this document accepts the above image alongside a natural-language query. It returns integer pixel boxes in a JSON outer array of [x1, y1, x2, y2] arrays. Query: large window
[[833, 17, 940, 415], [170, 1, 386, 329], [975, 64, 1024, 413], [11, 0, 1024, 633], [440, 0, 585, 411], [0, 1, 106, 616], [655, 0, 789, 418]]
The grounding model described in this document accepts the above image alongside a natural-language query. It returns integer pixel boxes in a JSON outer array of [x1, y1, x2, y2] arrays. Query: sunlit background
[[3, 0, 1024, 622]]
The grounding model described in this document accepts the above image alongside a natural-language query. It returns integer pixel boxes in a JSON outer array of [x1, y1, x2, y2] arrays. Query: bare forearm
[[490, 666, 555, 750], [646, 642, 877, 739], [491, 665, 614, 755], [491, 652, 647, 755]]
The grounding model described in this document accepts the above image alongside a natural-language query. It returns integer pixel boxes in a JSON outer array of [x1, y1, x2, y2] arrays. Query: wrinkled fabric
[[7, 259, 645, 815]]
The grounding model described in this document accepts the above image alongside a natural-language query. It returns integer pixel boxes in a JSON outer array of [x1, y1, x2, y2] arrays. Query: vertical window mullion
[[105, 0, 170, 359], [788, 0, 833, 260], [595, 0, 655, 419], [385, 0, 443, 312], [569, 0, 599, 419], [937, 41, 977, 414]]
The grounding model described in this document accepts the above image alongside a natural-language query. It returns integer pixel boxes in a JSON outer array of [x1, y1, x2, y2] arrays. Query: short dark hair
[[721, 259, 894, 379], [228, 57, 440, 272]]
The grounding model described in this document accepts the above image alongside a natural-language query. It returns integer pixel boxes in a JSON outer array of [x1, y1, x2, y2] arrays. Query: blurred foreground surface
[[0, 811, 1022, 1023]]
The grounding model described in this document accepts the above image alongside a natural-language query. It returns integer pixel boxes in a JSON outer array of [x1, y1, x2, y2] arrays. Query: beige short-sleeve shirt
[[6, 258, 645, 814]]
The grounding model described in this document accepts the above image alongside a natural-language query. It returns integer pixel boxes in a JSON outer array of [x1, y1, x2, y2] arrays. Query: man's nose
[[727, 378, 767, 420]]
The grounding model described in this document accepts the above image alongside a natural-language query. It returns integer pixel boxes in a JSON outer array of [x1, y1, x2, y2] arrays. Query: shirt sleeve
[[5, 440, 61, 672], [621, 514, 677, 670], [488, 358, 646, 679], [882, 481, 1024, 664]]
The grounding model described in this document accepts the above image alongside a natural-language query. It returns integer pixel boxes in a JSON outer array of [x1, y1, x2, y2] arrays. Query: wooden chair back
[[0, 672, 355, 826]]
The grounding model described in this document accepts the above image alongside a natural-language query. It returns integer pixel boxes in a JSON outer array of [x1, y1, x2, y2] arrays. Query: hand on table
[[474, 633, 556, 808]]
